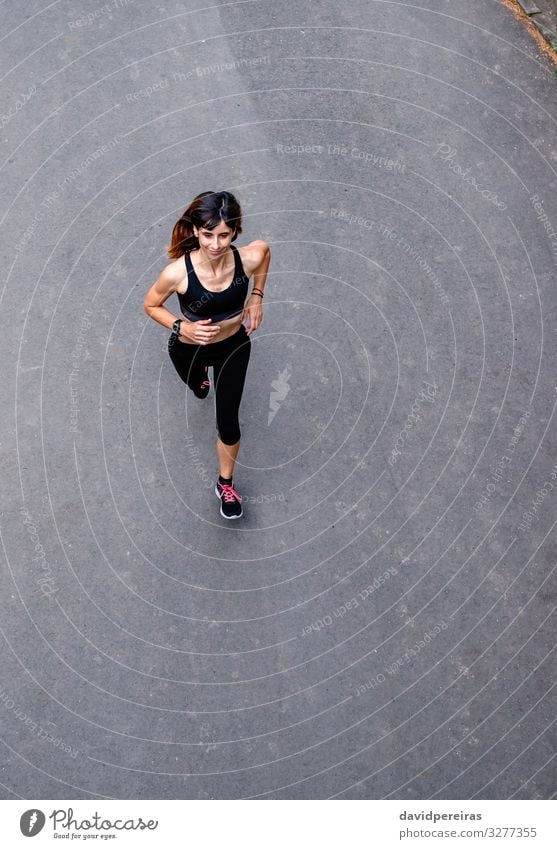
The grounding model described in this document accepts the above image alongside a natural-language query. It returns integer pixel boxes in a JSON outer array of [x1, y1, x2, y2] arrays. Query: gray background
[[0, 0, 556, 799]]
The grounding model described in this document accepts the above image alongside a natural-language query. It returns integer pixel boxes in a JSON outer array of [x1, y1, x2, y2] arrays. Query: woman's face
[[194, 220, 235, 258]]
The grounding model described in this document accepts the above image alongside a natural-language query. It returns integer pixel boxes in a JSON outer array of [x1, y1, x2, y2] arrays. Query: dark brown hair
[[167, 190, 243, 259]]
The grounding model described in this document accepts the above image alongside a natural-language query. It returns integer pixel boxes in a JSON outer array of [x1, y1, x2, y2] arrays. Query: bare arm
[[241, 240, 270, 336], [143, 264, 183, 330], [247, 240, 271, 293], [143, 263, 221, 344]]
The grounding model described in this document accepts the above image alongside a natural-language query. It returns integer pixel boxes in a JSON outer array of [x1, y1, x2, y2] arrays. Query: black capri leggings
[[168, 324, 251, 445]]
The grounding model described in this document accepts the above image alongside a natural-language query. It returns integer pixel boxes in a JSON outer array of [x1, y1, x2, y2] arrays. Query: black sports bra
[[177, 245, 250, 322]]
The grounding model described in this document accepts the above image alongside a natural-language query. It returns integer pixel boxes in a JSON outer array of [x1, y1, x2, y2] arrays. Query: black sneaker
[[215, 479, 243, 519], [192, 367, 210, 399]]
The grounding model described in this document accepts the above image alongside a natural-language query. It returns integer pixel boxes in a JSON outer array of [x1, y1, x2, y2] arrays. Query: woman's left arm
[[242, 240, 271, 336]]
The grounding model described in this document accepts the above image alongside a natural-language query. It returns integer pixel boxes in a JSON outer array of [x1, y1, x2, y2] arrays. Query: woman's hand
[[242, 296, 263, 336], [178, 318, 221, 345]]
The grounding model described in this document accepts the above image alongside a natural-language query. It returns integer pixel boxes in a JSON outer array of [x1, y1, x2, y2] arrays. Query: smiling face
[[194, 220, 235, 258]]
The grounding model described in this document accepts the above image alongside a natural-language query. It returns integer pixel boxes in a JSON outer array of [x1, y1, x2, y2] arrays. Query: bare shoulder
[[144, 257, 186, 310], [154, 256, 186, 296], [161, 256, 185, 287], [238, 239, 270, 275]]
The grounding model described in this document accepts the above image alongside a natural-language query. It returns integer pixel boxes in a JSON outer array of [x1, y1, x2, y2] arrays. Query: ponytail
[[167, 214, 198, 260]]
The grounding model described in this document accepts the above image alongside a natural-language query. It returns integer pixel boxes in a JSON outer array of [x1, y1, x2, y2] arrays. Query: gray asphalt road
[[1, 0, 556, 800]]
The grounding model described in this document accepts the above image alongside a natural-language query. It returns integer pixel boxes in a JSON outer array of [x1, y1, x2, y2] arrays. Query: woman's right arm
[[143, 264, 184, 331], [143, 264, 221, 344]]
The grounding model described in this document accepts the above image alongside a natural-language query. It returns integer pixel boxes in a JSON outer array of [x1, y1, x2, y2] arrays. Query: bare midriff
[[176, 311, 243, 345]]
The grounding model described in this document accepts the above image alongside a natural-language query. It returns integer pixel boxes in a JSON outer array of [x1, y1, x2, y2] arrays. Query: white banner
[[1, 800, 555, 848]]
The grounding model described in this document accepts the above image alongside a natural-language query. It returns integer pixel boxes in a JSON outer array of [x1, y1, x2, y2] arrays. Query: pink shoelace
[[219, 483, 242, 503], [200, 368, 209, 389]]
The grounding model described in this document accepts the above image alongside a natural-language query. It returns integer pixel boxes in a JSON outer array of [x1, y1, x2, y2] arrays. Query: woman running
[[143, 191, 271, 519]]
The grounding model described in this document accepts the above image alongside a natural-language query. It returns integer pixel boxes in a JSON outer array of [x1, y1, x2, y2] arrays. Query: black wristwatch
[[171, 318, 182, 336]]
